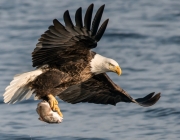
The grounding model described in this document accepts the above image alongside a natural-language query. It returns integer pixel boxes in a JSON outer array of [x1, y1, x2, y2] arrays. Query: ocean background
[[0, 0, 180, 139]]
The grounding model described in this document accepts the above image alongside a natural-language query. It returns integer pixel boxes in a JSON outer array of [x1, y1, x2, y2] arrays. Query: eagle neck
[[90, 54, 109, 75]]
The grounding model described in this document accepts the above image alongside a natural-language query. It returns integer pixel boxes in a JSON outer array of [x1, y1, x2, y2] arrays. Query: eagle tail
[[132, 92, 161, 107], [3, 69, 43, 104]]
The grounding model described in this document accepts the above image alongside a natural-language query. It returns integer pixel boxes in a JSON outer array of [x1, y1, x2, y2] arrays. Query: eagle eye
[[109, 63, 114, 67]]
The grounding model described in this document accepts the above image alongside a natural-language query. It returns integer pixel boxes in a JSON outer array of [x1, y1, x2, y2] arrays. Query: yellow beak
[[114, 66, 122, 76]]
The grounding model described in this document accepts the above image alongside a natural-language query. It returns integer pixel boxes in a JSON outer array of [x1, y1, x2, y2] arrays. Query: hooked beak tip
[[116, 66, 122, 76]]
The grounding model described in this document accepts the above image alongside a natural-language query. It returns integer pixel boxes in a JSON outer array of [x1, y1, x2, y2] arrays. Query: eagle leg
[[47, 94, 63, 117]]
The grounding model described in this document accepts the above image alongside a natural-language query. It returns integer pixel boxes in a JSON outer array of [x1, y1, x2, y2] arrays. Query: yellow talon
[[54, 105, 63, 117], [47, 94, 63, 117]]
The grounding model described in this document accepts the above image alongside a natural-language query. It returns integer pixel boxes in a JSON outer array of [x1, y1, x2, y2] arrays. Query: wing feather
[[64, 10, 79, 36], [74, 7, 83, 35], [48, 26, 64, 37], [84, 3, 94, 31], [64, 10, 74, 28], [91, 4, 105, 36], [95, 19, 109, 41], [75, 7, 83, 28], [32, 4, 108, 68], [59, 73, 161, 106], [53, 19, 71, 37], [43, 30, 60, 39]]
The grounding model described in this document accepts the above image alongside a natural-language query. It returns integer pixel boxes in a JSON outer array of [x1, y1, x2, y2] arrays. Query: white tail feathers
[[3, 69, 43, 104]]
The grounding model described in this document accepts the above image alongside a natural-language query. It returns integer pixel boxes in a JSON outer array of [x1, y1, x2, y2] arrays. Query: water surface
[[0, 0, 180, 139]]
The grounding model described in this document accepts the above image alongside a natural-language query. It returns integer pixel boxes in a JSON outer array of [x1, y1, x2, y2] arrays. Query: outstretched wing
[[59, 73, 161, 106], [32, 4, 109, 67]]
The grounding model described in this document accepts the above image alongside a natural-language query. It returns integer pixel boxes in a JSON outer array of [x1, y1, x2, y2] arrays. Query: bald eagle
[[3, 4, 160, 117]]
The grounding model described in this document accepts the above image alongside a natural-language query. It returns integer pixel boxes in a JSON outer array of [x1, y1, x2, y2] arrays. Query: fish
[[36, 100, 63, 124]]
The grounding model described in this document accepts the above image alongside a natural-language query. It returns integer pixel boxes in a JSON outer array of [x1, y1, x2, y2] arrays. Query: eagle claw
[[47, 94, 63, 117]]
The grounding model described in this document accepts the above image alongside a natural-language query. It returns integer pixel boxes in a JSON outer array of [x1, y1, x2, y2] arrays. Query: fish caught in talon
[[36, 100, 63, 124]]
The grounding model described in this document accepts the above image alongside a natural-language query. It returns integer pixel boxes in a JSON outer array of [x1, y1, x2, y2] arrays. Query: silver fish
[[36, 100, 63, 124]]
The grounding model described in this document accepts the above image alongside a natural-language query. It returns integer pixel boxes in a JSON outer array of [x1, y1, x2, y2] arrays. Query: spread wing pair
[[32, 3, 161, 106]]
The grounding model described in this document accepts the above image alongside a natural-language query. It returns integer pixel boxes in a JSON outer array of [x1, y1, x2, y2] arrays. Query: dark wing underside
[[59, 73, 161, 106], [32, 4, 109, 67]]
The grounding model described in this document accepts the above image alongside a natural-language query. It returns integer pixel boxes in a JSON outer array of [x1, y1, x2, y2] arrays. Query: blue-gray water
[[0, 0, 180, 140]]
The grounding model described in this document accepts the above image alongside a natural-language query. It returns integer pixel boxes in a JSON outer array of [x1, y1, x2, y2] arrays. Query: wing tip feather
[[134, 92, 161, 107]]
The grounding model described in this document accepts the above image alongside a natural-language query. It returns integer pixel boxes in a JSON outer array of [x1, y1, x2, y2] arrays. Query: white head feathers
[[90, 54, 120, 75]]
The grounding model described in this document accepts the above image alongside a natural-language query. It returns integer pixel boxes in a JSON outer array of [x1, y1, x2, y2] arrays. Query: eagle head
[[90, 54, 122, 75]]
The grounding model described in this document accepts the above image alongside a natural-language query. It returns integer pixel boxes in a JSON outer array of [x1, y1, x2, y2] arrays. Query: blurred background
[[0, 0, 180, 139]]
